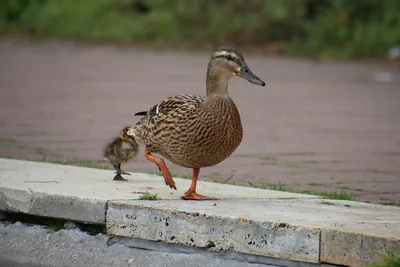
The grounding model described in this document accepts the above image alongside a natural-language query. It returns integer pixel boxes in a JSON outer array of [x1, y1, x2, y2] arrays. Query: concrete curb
[[106, 200, 321, 263], [106, 199, 400, 267], [0, 187, 106, 224], [1, 158, 399, 267]]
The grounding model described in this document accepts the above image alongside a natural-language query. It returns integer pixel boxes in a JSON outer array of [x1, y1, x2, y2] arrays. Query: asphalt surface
[[0, 220, 282, 267]]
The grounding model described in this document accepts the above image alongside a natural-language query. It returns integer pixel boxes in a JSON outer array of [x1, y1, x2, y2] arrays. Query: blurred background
[[1, 0, 400, 59], [0, 0, 399, 204]]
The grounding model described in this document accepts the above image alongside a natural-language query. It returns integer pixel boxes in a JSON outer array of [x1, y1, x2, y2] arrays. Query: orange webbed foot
[[144, 151, 176, 190], [182, 190, 217, 201]]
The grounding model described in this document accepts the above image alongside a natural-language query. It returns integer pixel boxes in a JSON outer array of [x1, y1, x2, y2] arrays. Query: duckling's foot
[[113, 173, 128, 181], [119, 170, 131, 175], [182, 191, 217, 201], [113, 164, 131, 176]]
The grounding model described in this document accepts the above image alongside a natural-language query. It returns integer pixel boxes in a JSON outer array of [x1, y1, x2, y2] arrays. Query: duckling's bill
[[236, 64, 265, 86], [130, 138, 137, 145]]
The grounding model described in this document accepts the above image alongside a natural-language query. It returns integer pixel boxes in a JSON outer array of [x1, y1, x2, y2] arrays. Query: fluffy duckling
[[103, 126, 138, 181]]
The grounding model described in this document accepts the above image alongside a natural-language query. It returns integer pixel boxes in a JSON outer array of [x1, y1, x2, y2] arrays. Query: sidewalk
[[0, 158, 399, 267]]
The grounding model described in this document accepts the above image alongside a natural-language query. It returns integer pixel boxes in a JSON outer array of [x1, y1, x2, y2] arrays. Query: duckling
[[103, 126, 138, 181], [125, 46, 265, 200]]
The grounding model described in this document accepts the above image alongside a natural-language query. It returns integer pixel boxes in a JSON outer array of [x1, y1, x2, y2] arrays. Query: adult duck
[[127, 46, 265, 200]]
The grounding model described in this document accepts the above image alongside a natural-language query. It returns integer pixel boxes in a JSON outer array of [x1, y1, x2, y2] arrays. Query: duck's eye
[[226, 55, 234, 61]]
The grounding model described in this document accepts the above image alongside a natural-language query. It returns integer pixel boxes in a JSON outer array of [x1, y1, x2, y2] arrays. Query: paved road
[[0, 37, 399, 202], [0, 221, 280, 267]]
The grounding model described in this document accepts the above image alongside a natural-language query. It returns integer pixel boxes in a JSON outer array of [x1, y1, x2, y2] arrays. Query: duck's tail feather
[[134, 111, 147, 116]]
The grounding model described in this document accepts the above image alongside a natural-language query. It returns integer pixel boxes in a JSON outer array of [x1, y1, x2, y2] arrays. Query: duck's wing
[[134, 94, 205, 124]]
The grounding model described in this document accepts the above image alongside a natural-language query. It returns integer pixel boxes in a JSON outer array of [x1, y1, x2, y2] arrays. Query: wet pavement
[[0, 37, 399, 203]]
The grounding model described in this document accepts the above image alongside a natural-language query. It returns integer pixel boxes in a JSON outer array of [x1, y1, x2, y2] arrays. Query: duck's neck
[[206, 65, 230, 96]]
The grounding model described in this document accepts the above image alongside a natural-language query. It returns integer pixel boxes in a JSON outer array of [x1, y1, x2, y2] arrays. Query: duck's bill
[[236, 65, 265, 86]]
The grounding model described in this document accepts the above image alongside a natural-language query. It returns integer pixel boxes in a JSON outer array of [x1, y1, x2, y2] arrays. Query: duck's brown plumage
[[132, 94, 242, 168], [127, 46, 265, 200]]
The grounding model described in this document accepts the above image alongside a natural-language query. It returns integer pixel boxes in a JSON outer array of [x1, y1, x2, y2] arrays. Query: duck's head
[[208, 46, 265, 87], [120, 126, 137, 145]]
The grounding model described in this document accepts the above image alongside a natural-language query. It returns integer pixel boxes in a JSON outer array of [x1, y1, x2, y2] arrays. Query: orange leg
[[144, 151, 176, 190], [182, 168, 217, 201]]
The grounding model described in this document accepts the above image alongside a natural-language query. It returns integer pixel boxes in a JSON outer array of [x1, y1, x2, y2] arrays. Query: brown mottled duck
[[127, 46, 265, 200], [104, 126, 138, 181]]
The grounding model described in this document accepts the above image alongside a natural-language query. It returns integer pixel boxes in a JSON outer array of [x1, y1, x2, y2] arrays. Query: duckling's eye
[[226, 55, 234, 61]]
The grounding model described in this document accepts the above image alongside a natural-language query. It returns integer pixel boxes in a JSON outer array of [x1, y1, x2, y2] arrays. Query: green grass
[[0, 138, 62, 158], [0, 138, 27, 148], [1, 149, 354, 202], [247, 181, 287, 191], [366, 169, 394, 175], [338, 185, 350, 190], [0, 0, 399, 59], [368, 250, 400, 267], [380, 201, 400, 207], [42, 157, 111, 170], [138, 192, 159, 200], [0, 137, 111, 170], [257, 156, 278, 162], [3, 154, 111, 170], [148, 166, 355, 201], [247, 181, 355, 201], [266, 182, 287, 191], [301, 190, 354, 200], [335, 184, 363, 192], [32, 153, 111, 170], [330, 222, 344, 228], [0, 138, 367, 203], [308, 182, 324, 186], [351, 188, 364, 192], [320, 201, 335, 205], [221, 175, 234, 184], [209, 175, 235, 185], [153, 170, 236, 186]]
